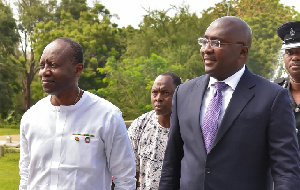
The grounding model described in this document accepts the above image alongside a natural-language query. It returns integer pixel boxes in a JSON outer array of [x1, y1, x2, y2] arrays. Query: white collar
[[208, 64, 245, 90]]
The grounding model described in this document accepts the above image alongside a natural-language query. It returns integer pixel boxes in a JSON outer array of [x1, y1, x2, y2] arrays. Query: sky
[[93, 0, 300, 28]]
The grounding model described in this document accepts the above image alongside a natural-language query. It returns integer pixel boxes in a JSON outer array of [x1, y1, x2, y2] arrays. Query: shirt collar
[[208, 64, 245, 90]]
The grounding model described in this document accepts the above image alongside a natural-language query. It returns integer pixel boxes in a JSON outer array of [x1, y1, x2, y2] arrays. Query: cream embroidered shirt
[[128, 110, 169, 190]]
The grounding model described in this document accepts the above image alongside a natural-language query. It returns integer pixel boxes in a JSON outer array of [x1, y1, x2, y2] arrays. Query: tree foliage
[[57, 0, 88, 20], [0, 1, 19, 56], [97, 54, 181, 119], [15, 0, 57, 111], [0, 0, 21, 120]]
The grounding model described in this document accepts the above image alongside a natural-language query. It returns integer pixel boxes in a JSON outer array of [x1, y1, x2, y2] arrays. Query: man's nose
[[156, 92, 163, 101], [39, 65, 52, 76], [200, 43, 214, 54], [291, 53, 300, 61]]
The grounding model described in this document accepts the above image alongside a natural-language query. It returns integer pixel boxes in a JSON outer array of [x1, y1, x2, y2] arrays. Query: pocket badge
[[73, 133, 94, 143]]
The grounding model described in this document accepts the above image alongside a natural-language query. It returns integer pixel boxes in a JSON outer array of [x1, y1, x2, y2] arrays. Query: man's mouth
[[291, 62, 300, 67], [41, 79, 55, 85], [155, 105, 163, 109], [203, 56, 216, 64]]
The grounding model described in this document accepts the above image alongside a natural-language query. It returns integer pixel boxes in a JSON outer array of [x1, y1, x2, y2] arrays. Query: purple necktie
[[202, 82, 227, 153]]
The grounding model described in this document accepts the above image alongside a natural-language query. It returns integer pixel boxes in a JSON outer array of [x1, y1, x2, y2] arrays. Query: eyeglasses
[[198, 37, 245, 48]]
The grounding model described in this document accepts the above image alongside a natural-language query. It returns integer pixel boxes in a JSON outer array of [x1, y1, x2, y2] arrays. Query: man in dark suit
[[159, 16, 300, 190]]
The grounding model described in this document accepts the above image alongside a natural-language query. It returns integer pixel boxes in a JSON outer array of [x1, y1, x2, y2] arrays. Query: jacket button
[[205, 168, 211, 174]]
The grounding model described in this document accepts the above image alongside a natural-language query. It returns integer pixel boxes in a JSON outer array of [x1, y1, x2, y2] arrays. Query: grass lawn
[[0, 152, 20, 190], [0, 129, 20, 136], [0, 125, 19, 136], [0, 124, 20, 189]]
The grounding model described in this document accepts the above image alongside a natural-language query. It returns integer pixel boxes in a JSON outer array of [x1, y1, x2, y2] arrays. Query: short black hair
[[55, 37, 83, 65], [160, 72, 182, 87]]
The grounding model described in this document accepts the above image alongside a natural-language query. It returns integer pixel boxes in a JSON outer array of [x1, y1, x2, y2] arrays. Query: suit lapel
[[211, 68, 256, 150], [189, 75, 210, 158]]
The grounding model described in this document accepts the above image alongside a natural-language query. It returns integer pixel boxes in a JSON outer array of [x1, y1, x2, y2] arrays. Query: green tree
[[15, 0, 57, 111], [57, 0, 88, 20], [0, 0, 21, 120], [98, 54, 181, 120]]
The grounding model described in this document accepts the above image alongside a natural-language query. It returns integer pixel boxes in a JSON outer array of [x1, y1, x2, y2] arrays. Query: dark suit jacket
[[159, 68, 300, 190]]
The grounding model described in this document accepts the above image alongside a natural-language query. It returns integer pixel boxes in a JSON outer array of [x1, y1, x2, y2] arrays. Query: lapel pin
[[75, 136, 79, 141], [85, 137, 90, 143]]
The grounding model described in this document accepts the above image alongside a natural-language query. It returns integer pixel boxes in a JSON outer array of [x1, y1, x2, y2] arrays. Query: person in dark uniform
[[274, 21, 300, 148]]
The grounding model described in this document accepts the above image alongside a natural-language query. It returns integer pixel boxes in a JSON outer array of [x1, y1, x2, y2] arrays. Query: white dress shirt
[[200, 65, 245, 127], [19, 91, 136, 190]]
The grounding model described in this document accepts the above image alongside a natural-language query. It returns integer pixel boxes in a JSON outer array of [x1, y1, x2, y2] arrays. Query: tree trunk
[[23, 49, 38, 111]]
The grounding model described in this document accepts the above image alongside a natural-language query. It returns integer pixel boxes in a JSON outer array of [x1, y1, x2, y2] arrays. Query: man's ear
[[240, 46, 249, 58], [75, 63, 83, 77]]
